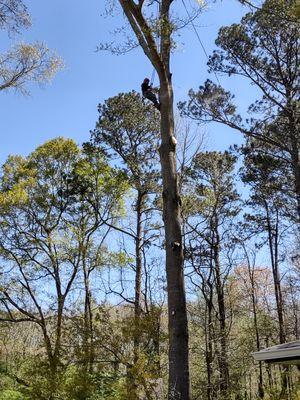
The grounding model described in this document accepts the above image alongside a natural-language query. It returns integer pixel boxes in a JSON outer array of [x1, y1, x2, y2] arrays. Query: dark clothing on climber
[[141, 81, 152, 95], [141, 78, 160, 110]]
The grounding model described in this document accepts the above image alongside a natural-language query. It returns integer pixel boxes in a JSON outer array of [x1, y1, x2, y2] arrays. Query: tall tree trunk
[[134, 190, 143, 354], [159, 77, 190, 400], [213, 223, 230, 399], [45, 296, 64, 400], [130, 190, 144, 399], [83, 262, 94, 373], [287, 106, 300, 222], [116, 2, 190, 397], [40, 324, 59, 399], [291, 152, 300, 222], [204, 293, 214, 400], [252, 291, 264, 398], [243, 243, 264, 398], [265, 204, 288, 396], [265, 206, 285, 343], [250, 274, 264, 398]]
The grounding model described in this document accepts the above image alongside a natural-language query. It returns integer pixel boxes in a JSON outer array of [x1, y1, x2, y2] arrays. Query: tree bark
[[213, 231, 230, 399], [265, 205, 285, 344], [83, 262, 94, 373], [291, 150, 300, 222], [117, 1, 190, 398], [286, 98, 300, 222], [130, 190, 144, 399], [204, 293, 214, 400], [246, 255, 264, 399], [159, 77, 190, 400], [134, 190, 143, 333], [265, 203, 288, 396]]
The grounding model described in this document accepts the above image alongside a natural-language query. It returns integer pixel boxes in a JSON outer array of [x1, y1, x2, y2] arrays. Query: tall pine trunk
[[291, 153, 300, 222], [130, 190, 144, 399], [287, 100, 300, 223], [265, 203, 288, 396], [213, 238, 230, 399], [204, 292, 214, 400], [247, 257, 264, 398], [265, 205, 285, 344], [213, 216, 229, 399]]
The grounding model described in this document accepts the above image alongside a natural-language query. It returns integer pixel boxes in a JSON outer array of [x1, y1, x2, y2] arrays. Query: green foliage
[[295, 2, 300, 18], [1, 4, 300, 400], [183, 150, 240, 220], [59, 365, 125, 400], [0, 137, 130, 400], [181, 0, 300, 225], [0, 136, 128, 222], [0, 355, 126, 400], [92, 91, 160, 192], [0, 390, 27, 400]]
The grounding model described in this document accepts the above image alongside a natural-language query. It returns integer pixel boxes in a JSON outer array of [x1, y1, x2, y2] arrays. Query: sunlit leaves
[[0, 1, 62, 94], [0, 42, 63, 94]]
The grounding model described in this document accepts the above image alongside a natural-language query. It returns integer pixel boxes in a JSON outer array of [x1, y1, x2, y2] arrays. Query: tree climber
[[141, 78, 160, 110]]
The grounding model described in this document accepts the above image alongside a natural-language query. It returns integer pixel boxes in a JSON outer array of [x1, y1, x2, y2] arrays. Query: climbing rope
[[181, 0, 222, 86], [150, 67, 156, 86], [150, 0, 161, 86]]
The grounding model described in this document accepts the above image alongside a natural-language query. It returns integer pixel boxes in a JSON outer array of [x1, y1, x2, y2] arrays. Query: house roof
[[252, 341, 300, 365]]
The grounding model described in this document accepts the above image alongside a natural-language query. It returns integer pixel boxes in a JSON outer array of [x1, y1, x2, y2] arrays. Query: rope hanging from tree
[[150, 0, 161, 85], [150, 67, 156, 85], [181, 0, 221, 86]]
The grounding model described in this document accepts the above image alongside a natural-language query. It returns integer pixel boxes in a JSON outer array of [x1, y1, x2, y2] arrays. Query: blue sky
[[0, 0, 253, 165]]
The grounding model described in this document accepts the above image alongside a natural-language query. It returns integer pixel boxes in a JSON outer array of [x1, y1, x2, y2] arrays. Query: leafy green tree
[[241, 153, 290, 344], [234, 244, 268, 399], [92, 91, 163, 399], [0, 389, 28, 400], [240, 151, 293, 396], [184, 151, 240, 400], [0, 138, 127, 399]]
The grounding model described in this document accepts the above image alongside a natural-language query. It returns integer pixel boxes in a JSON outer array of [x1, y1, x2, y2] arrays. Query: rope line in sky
[[181, 0, 222, 86]]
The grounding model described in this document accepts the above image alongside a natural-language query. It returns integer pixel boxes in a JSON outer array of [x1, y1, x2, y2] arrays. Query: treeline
[[0, 0, 300, 399]]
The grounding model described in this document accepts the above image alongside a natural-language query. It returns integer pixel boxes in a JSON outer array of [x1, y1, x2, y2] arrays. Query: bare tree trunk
[[83, 263, 94, 373], [40, 322, 59, 398], [265, 204, 287, 396], [204, 294, 214, 400], [287, 105, 300, 223], [43, 296, 64, 400], [116, 2, 190, 397], [291, 153, 300, 222], [213, 224, 230, 399], [265, 206, 285, 343], [252, 294, 264, 399], [159, 77, 190, 400], [134, 190, 143, 350], [130, 190, 144, 399], [244, 246, 264, 398]]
